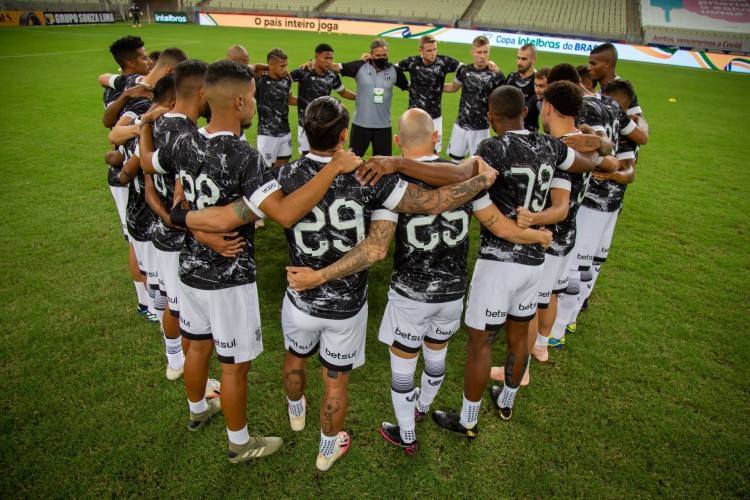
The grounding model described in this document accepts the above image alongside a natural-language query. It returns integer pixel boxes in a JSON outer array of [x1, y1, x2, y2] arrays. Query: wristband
[[170, 205, 189, 228]]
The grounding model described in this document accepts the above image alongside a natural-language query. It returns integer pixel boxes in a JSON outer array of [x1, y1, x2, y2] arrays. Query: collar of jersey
[[508, 130, 531, 135], [164, 112, 188, 119], [413, 155, 439, 162], [305, 152, 333, 163], [199, 127, 235, 138]]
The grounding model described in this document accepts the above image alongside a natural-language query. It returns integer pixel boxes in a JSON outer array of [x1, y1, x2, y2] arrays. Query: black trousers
[[349, 123, 392, 157]]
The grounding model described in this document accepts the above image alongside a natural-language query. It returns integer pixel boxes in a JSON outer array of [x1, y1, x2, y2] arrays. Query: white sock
[[554, 291, 579, 340], [572, 263, 601, 324], [188, 397, 207, 414], [390, 352, 419, 432], [497, 384, 518, 409], [288, 396, 305, 417], [134, 281, 148, 309], [319, 430, 337, 457], [400, 426, 416, 444], [535, 333, 549, 346], [419, 345, 447, 411], [164, 335, 184, 369], [227, 425, 249, 446], [459, 393, 481, 429]]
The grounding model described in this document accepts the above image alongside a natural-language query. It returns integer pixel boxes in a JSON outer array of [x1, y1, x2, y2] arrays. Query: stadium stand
[[204, 0, 322, 15], [322, 0, 473, 25], [473, 0, 630, 40], [5, 0, 108, 12]]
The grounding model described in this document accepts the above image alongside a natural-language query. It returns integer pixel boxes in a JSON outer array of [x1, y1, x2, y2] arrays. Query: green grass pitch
[[0, 22, 748, 497]]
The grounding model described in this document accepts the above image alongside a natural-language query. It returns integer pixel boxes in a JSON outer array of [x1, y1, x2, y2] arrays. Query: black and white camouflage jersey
[[546, 134, 592, 257], [124, 134, 157, 243], [454, 65, 505, 131], [148, 113, 195, 252], [583, 135, 635, 213], [505, 71, 535, 101], [577, 94, 635, 153], [387, 157, 472, 303], [103, 73, 141, 109], [290, 67, 344, 126], [256, 74, 292, 137], [609, 75, 642, 115], [475, 131, 574, 266], [278, 153, 407, 320], [165, 127, 279, 290], [397, 55, 461, 119]]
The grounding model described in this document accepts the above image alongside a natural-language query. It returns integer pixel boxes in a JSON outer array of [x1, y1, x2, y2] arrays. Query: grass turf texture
[[0, 22, 748, 497]]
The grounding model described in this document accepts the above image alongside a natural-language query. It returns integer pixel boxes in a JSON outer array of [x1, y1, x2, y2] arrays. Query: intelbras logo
[[155, 12, 187, 23]]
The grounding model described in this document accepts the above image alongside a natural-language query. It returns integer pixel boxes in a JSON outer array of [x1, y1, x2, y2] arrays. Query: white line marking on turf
[[0, 40, 200, 59], [1, 26, 202, 42]]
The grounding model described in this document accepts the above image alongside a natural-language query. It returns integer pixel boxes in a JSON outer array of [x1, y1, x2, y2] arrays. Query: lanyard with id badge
[[373, 87, 385, 104]]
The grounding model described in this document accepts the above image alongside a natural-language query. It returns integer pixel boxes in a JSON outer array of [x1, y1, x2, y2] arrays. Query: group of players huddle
[[99, 33, 648, 470]]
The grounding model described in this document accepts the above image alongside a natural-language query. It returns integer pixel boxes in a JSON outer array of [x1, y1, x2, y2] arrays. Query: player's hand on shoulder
[[193, 230, 245, 258], [142, 105, 169, 123], [124, 84, 153, 101], [537, 228, 553, 249], [331, 149, 363, 175], [577, 123, 594, 135], [300, 60, 315, 71], [516, 206, 532, 229], [357, 156, 396, 186], [286, 266, 324, 292]]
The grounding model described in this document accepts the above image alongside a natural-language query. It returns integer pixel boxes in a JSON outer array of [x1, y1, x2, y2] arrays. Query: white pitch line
[[0, 26, 203, 43], [0, 40, 200, 60]]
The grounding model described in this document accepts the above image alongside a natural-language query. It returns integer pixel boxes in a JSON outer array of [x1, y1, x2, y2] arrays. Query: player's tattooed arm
[[565, 149, 596, 174], [474, 203, 553, 248], [176, 197, 259, 233], [260, 149, 363, 228], [562, 133, 612, 157], [286, 219, 396, 292], [357, 155, 481, 187], [393, 162, 497, 215], [117, 153, 141, 186]]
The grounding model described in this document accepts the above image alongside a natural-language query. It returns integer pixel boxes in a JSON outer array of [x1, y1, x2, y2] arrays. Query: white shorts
[[258, 133, 293, 167], [281, 294, 367, 372], [297, 125, 309, 155], [154, 248, 180, 315], [464, 259, 544, 330], [109, 185, 129, 240], [433, 116, 443, 153], [378, 289, 462, 353], [537, 251, 574, 307], [178, 282, 263, 364], [573, 206, 619, 270], [447, 124, 490, 161], [131, 238, 159, 288]]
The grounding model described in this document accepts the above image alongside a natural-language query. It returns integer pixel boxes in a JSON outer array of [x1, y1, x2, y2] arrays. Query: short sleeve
[[444, 56, 461, 74], [372, 208, 398, 223], [379, 176, 409, 211], [332, 73, 344, 92], [454, 66, 465, 84], [555, 145, 576, 172], [472, 192, 492, 211], [289, 68, 303, 82], [242, 159, 281, 219], [550, 169, 571, 191]]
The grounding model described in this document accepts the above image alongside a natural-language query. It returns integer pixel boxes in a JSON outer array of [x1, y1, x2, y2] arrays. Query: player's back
[[476, 131, 572, 265], [278, 154, 406, 319], [391, 159, 472, 303], [175, 128, 271, 289], [578, 94, 631, 154]]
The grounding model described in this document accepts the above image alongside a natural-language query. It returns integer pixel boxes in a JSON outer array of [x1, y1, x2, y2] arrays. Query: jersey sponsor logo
[[168, 295, 177, 305], [435, 327, 453, 337], [600, 246, 609, 254], [485, 308, 506, 319], [213, 338, 237, 349], [180, 317, 190, 327], [324, 347, 356, 360], [288, 336, 315, 352], [537, 290, 551, 299], [556, 278, 568, 286], [577, 252, 594, 262], [394, 327, 421, 342], [262, 182, 278, 194]]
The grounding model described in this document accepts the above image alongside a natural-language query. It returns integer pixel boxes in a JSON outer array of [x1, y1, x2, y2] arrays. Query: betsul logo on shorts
[[155, 12, 187, 23], [325, 347, 356, 360], [518, 301, 537, 312], [485, 308, 506, 318], [394, 327, 420, 342], [214, 338, 236, 349]]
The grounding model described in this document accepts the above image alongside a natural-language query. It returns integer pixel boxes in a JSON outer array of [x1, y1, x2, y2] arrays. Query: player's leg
[[129, 243, 149, 314], [533, 252, 570, 361], [446, 124, 469, 164], [273, 133, 293, 168], [348, 124, 370, 157], [432, 116, 443, 153], [315, 304, 367, 471], [155, 248, 185, 379], [281, 294, 320, 432], [131, 239, 157, 321], [211, 283, 281, 462], [371, 127, 392, 156]]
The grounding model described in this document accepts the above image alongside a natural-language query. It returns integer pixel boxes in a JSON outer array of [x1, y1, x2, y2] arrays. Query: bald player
[[226, 44, 268, 77], [287, 108, 550, 455]]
